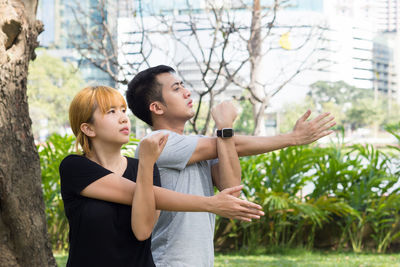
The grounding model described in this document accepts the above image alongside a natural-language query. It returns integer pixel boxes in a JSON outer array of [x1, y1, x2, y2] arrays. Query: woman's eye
[[108, 109, 115, 113]]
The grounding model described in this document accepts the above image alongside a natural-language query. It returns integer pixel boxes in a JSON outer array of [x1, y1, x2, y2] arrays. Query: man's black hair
[[126, 65, 175, 126]]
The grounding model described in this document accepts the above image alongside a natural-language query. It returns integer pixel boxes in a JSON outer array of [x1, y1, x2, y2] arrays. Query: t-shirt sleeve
[[59, 155, 112, 196], [135, 130, 199, 170]]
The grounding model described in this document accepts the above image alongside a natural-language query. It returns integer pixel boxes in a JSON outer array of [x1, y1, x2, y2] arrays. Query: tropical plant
[[39, 133, 75, 251]]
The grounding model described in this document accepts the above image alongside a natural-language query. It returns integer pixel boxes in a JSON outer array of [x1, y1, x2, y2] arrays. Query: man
[[126, 65, 335, 267]]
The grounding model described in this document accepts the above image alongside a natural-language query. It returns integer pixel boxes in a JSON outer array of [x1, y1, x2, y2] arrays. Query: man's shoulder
[[145, 130, 200, 143]]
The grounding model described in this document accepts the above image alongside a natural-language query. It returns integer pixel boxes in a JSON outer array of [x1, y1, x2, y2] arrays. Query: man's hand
[[291, 110, 336, 146], [209, 185, 264, 222], [211, 101, 238, 129]]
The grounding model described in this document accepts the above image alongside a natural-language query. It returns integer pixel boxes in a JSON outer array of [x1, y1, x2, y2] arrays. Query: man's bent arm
[[210, 102, 241, 194]]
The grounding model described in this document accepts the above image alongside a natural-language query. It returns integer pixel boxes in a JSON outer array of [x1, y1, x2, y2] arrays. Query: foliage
[[121, 134, 140, 157], [234, 98, 255, 135], [226, 146, 355, 250], [215, 130, 400, 253], [306, 80, 393, 131], [309, 81, 366, 105], [345, 98, 384, 130], [39, 133, 75, 251], [27, 49, 84, 140], [41, 128, 400, 253]]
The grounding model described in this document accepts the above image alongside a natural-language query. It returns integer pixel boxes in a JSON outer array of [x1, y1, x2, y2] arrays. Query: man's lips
[[188, 100, 193, 107]]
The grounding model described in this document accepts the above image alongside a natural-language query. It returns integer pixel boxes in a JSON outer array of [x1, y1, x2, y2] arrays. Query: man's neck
[[152, 119, 186, 134]]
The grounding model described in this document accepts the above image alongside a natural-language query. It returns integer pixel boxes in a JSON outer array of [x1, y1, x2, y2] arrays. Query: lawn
[[55, 250, 400, 267], [214, 253, 400, 267]]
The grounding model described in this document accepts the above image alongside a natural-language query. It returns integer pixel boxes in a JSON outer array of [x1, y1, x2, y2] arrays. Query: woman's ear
[[149, 101, 165, 115], [80, 123, 96, 137]]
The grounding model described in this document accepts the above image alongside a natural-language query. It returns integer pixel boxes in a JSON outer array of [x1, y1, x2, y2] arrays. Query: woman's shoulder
[[60, 154, 85, 164], [59, 154, 92, 171]]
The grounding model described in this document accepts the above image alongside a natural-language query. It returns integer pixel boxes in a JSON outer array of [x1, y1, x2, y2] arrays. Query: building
[[37, 0, 116, 86], [322, 0, 399, 100]]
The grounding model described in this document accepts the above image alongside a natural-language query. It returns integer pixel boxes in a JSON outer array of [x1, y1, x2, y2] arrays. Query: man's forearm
[[234, 133, 296, 157], [189, 133, 296, 165], [215, 136, 241, 192]]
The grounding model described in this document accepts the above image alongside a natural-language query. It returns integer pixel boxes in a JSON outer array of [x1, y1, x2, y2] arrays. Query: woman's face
[[89, 103, 131, 146]]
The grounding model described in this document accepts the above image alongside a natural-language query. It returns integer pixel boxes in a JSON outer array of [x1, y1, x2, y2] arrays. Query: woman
[[60, 86, 263, 266]]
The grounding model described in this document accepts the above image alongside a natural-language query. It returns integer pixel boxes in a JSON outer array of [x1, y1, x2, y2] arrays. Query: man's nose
[[184, 88, 191, 98]]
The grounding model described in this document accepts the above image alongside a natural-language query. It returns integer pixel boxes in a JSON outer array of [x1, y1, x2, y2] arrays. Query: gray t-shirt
[[135, 130, 216, 267]]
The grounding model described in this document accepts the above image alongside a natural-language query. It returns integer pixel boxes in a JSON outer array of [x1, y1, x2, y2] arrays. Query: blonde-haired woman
[[60, 86, 263, 267]]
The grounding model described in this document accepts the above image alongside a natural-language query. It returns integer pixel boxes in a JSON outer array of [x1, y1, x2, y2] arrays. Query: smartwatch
[[216, 128, 234, 138]]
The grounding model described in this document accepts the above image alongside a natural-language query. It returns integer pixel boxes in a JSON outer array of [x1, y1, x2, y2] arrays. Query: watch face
[[222, 128, 233, 138]]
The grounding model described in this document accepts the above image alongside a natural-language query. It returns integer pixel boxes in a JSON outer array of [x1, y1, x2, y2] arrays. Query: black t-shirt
[[59, 154, 160, 267]]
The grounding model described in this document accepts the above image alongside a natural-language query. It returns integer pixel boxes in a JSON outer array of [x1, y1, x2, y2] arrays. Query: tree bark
[[0, 0, 57, 266], [248, 0, 267, 136]]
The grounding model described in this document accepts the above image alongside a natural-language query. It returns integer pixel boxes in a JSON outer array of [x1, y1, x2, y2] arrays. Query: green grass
[[54, 251, 400, 267], [214, 250, 400, 267], [54, 253, 67, 267]]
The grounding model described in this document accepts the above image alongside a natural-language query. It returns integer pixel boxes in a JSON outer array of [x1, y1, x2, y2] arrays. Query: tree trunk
[[0, 1, 57, 266], [253, 100, 268, 136], [248, 0, 266, 136]]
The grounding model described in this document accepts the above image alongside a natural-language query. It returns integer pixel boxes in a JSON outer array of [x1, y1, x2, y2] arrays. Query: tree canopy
[[27, 50, 84, 140]]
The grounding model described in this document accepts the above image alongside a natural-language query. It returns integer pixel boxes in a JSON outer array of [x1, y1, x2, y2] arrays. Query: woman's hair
[[69, 85, 127, 155]]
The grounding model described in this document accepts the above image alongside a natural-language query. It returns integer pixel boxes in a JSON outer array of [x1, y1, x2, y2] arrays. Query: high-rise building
[[374, 0, 400, 33], [323, 0, 399, 100], [37, 0, 116, 86]]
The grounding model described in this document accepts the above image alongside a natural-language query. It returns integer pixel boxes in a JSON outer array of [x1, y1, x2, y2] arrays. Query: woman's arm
[[131, 160, 158, 240], [81, 174, 263, 222], [130, 132, 168, 241]]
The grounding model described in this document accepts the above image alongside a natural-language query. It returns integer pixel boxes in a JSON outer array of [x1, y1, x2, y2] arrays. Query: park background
[[2, 0, 400, 266]]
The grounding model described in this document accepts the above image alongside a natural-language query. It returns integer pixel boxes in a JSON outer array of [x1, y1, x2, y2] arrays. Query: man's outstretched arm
[[235, 110, 335, 156], [188, 110, 336, 163]]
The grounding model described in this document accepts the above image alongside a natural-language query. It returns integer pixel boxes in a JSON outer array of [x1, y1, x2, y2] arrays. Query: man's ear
[[149, 101, 165, 115], [80, 123, 96, 137]]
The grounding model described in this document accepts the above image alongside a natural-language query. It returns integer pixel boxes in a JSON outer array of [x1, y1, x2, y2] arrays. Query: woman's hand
[[138, 132, 169, 164], [209, 185, 264, 222]]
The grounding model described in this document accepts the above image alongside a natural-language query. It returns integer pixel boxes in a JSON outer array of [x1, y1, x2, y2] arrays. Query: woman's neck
[[86, 143, 125, 173]]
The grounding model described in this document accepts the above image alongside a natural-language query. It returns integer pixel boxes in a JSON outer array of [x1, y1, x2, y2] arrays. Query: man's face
[[155, 72, 195, 122]]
